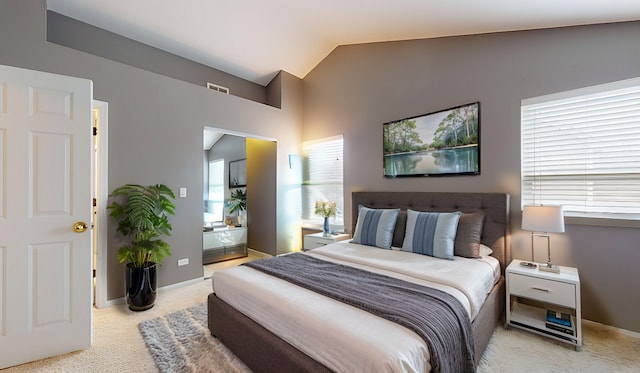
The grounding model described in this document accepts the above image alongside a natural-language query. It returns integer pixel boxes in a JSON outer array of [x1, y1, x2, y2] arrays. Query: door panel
[[29, 242, 72, 327], [0, 64, 92, 369], [30, 132, 72, 215]]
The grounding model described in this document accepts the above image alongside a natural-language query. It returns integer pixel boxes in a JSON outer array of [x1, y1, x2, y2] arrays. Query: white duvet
[[212, 241, 500, 373]]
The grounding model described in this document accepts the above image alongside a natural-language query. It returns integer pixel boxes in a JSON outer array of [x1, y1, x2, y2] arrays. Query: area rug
[[138, 303, 250, 373], [140, 302, 640, 373]]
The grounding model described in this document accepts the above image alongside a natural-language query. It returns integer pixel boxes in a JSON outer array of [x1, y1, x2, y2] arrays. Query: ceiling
[[203, 129, 224, 151], [47, 0, 640, 86]]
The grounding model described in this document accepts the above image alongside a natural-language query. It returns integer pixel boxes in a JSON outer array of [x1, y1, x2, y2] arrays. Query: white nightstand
[[505, 259, 582, 350], [303, 232, 350, 251]]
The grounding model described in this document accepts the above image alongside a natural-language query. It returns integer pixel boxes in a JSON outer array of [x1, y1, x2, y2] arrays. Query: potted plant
[[225, 188, 247, 226], [107, 184, 176, 311]]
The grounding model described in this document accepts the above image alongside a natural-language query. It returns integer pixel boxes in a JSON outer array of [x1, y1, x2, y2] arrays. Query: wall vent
[[206, 82, 230, 94]]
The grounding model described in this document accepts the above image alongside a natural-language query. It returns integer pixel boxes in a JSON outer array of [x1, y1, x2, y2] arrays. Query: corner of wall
[[265, 71, 283, 109]]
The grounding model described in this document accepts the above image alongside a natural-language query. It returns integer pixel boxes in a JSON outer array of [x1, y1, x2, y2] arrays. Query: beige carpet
[[3, 262, 640, 372], [3, 279, 214, 372], [478, 321, 640, 372]]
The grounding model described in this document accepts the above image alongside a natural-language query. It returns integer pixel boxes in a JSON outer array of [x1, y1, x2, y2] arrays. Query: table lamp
[[522, 205, 565, 273]]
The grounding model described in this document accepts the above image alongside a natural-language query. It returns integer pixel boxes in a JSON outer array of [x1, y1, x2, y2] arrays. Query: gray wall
[[246, 138, 278, 255], [47, 11, 268, 104], [0, 1, 303, 300], [303, 22, 640, 332]]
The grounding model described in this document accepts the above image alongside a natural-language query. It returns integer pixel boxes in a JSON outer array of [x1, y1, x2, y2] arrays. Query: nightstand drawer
[[509, 273, 576, 308], [303, 232, 350, 251], [304, 237, 332, 250]]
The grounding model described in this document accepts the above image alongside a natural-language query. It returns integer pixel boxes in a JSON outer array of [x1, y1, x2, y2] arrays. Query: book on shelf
[[546, 322, 575, 335], [546, 309, 572, 327]]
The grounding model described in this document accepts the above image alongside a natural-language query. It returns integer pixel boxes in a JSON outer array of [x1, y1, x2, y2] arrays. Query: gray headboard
[[352, 192, 511, 272]]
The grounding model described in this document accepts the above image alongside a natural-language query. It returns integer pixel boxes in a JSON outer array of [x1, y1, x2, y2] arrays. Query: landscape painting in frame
[[383, 102, 480, 177]]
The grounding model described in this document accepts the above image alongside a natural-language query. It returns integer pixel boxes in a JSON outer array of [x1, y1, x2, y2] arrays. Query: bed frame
[[209, 192, 510, 372]]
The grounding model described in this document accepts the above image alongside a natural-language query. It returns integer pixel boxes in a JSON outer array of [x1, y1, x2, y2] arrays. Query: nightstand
[[505, 259, 582, 350], [303, 232, 350, 251]]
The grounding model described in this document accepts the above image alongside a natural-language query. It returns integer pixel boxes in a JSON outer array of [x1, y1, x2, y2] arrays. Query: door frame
[[93, 100, 109, 308]]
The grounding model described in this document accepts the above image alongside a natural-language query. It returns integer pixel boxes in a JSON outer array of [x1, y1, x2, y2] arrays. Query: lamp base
[[539, 263, 560, 273]]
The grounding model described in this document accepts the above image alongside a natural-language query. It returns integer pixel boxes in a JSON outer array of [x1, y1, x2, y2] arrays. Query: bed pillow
[[454, 212, 485, 258], [479, 244, 493, 257], [401, 209, 461, 260], [351, 205, 400, 249]]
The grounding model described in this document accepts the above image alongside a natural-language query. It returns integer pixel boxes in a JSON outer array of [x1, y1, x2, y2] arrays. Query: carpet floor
[[3, 271, 640, 372]]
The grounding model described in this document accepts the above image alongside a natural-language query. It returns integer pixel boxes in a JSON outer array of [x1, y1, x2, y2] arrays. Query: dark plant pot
[[125, 263, 157, 311]]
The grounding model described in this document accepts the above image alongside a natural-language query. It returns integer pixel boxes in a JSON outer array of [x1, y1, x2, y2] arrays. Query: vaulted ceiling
[[47, 0, 640, 85]]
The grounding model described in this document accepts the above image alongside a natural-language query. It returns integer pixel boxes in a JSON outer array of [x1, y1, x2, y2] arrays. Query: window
[[207, 159, 225, 222], [302, 135, 344, 228], [521, 77, 640, 221]]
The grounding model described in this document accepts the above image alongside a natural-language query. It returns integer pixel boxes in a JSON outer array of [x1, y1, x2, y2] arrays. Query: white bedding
[[212, 241, 500, 373]]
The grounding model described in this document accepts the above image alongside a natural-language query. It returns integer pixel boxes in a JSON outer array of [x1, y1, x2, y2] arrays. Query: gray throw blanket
[[244, 253, 475, 373]]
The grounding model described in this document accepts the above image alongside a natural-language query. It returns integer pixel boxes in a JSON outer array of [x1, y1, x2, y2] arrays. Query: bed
[[208, 192, 510, 372]]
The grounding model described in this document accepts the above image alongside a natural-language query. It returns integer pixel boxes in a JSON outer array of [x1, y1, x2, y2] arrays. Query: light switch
[[179, 187, 187, 198]]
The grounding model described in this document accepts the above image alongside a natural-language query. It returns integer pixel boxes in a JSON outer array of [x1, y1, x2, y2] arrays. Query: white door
[[0, 65, 93, 368]]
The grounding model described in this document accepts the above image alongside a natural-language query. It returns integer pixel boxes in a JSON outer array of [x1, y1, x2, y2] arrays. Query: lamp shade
[[522, 205, 565, 233]]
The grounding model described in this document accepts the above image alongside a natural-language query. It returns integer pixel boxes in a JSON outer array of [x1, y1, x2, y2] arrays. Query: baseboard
[[248, 248, 272, 258], [101, 297, 125, 308], [158, 277, 204, 292], [102, 277, 206, 308], [583, 319, 640, 339]]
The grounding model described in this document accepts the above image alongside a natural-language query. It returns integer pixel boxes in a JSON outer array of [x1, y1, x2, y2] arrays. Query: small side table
[[505, 259, 582, 350], [303, 232, 350, 251]]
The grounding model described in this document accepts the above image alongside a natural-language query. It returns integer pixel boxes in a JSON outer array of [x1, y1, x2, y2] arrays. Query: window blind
[[521, 78, 640, 220], [302, 135, 344, 227], [207, 159, 225, 221]]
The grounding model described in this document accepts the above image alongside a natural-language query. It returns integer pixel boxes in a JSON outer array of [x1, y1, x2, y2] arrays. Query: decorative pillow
[[351, 205, 400, 249], [479, 244, 493, 257], [401, 210, 461, 260], [391, 210, 407, 248], [454, 212, 485, 258]]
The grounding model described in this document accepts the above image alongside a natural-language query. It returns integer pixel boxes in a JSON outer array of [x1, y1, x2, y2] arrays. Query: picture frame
[[383, 102, 480, 177], [229, 158, 246, 187]]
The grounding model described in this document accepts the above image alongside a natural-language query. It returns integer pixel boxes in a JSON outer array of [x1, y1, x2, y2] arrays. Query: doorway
[[202, 127, 277, 276]]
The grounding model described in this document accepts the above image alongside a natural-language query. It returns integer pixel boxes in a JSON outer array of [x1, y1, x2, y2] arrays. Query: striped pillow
[[401, 210, 461, 260], [351, 205, 400, 249]]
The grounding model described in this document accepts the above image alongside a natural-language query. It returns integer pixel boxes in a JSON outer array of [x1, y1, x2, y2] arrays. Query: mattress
[[212, 241, 500, 373]]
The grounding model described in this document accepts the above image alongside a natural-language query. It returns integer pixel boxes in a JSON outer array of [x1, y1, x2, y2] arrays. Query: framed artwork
[[383, 102, 480, 177], [229, 158, 246, 187]]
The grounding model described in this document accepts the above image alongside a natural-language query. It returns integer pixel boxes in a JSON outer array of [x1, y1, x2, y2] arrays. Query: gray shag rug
[[140, 303, 640, 373], [138, 303, 250, 373]]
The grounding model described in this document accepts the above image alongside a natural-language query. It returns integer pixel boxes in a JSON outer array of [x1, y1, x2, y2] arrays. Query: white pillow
[[479, 244, 493, 257]]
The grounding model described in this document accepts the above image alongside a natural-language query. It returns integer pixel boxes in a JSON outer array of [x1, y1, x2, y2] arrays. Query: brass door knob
[[73, 221, 88, 233]]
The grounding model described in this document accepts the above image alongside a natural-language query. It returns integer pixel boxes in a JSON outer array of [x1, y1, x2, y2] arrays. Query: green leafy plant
[[225, 188, 247, 214], [315, 200, 337, 218], [107, 184, 176, 268]]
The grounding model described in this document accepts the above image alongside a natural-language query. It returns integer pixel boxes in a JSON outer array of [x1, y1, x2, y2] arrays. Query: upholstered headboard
[[352, 192, 511, 272]]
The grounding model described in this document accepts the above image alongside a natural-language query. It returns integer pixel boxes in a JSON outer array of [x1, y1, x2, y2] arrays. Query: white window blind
[[207, 159, 225, 221], [302, 135, 344, 228], [521, 78, 640, 220]]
